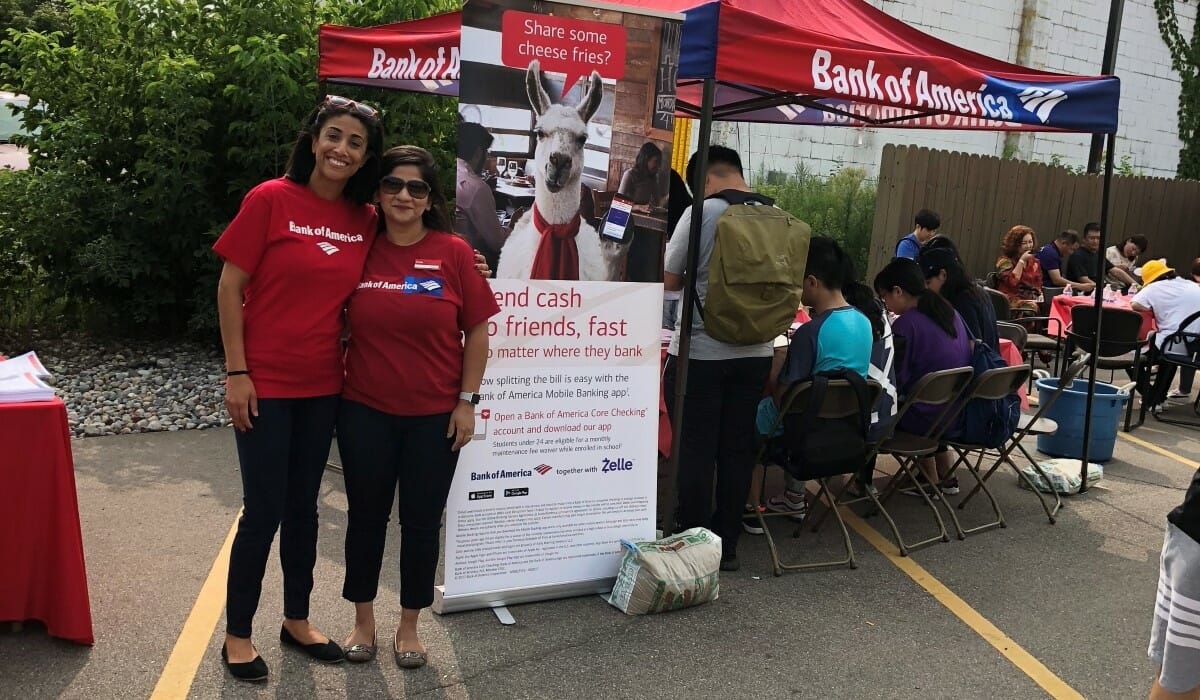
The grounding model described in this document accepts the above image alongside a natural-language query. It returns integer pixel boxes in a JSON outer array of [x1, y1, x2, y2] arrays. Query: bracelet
[[226, 370, 251, 377]]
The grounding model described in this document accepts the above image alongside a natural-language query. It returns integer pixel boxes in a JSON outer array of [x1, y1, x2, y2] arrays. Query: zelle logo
[[601, 457, 633, 473], [1018, 87, 1068, 124], [317, 242, 340, 256], [535, 464, 552, 475]]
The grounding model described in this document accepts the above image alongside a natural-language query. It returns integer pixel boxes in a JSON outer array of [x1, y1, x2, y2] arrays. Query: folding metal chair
[[1139, 310, 1200, 430], [985, 287, 1010, 322], [940, 364, 1031, 539], [1065, 305, 1147, 431], [959, 357, 1091, 524], [870, 367, 975, 556], [751, 378, 882, 575]]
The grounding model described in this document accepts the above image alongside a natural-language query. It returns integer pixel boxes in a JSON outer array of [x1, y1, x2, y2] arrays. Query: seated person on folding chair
[[874, 257, 974, 496], [1176, 257, 1200, 401], [1131, 259, 1200, 411], [747, 237, 873, 528]]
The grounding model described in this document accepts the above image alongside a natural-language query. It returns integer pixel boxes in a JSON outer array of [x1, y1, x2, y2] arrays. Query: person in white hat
[[1131, 259, 1200, 408]]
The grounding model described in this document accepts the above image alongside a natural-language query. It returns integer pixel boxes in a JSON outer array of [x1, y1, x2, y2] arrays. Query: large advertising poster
[[454, 0, 682, 284], [440, 0, 682, 613], [434, 280, 662, 612]]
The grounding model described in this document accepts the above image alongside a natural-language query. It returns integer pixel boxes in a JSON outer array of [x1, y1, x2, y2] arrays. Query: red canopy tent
[[318, 0, 1122, 489]]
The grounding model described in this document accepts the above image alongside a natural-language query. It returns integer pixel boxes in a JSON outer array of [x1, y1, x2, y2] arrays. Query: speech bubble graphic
[[501, 11, 626, 98]]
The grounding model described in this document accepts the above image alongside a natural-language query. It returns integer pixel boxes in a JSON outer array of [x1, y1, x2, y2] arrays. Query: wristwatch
[[459, 391, 481, 405]]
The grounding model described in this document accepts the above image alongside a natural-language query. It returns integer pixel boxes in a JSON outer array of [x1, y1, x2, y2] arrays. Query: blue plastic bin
[[1035, 378, 1129, 462]]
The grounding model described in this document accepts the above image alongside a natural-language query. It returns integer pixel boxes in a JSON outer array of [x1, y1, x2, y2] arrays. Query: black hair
[[874, 257, 958, 338], [1056, 230, 1079, 245], [919, 243, 985, 306], [915, 208, 940, 232], [1155, 271, 1179, 283], [843, 281, 884, 340], [457, 121, 494, 161], [377, 145, 452, 232], [285, 99, 385, 206], [1124, 234, 1149, 255], [805, 236, 853, 290], [634, 142, 663, 175], [686, 144, 743, 189], [1083, 222, 1102, 235], [921, 235, 958, 254]]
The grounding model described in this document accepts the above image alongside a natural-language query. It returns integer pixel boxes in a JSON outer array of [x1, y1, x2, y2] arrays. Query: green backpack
[[695, 193, 811, 345]]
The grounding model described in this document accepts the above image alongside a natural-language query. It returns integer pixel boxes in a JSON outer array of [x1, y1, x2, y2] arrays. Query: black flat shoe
[[280, 625, 345, 664], [221, 643, 269, 682]]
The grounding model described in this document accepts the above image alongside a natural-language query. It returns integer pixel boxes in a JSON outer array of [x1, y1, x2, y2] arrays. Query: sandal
[[393, 637, 428, 669], [344, 631, 377, 663]]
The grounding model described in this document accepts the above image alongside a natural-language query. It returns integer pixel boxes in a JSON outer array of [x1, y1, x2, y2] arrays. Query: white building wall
[[706, 0, 1195, 182]]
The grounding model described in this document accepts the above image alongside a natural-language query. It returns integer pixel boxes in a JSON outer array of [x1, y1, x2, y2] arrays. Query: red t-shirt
[[212, 177, 377, 398], [343, 231, 500, 416]]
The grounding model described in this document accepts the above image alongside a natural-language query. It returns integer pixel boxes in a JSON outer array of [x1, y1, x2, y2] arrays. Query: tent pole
[[664, 78, 716, 535], [1087, 0, 1125, 173], [1079, 131, 1117, 492]]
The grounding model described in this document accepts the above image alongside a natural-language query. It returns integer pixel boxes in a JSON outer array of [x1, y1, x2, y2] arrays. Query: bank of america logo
[[1018, 87, 1068, 123], [317, 241, 340, 255], [418, 280, 441, 292], [535, 464, 552, 475]]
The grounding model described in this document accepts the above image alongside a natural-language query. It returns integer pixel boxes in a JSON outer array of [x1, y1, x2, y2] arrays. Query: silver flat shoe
[[344, 632, 376, 663], [393, 637, 427, 669]]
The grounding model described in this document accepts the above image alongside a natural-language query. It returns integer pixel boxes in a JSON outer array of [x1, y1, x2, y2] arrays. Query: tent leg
[[664, 79, 716, 534], [1079, 131, 1117, 493]]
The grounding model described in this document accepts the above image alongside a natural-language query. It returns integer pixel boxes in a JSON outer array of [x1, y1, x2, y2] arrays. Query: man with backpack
[[663, 145, 810, 572]]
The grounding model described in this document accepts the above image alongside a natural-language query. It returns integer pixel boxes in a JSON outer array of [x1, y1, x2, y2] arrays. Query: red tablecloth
[[0, 399, 94, 644], [998, 338, 1029, 410], [1049, 295, 1156, 340]]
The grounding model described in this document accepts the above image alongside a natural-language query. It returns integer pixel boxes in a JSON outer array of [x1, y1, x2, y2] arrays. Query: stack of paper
[[0, 351, 55, 402]]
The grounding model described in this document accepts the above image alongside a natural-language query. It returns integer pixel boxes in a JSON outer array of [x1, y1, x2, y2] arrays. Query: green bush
[[0, 0, 458, 338], [757, 164, 877, 280]]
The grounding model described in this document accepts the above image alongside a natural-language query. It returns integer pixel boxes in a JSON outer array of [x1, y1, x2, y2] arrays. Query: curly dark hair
[[1000, 225, 1037, 260], [377, 145, 452, 232], [285, 97, 384, 206]]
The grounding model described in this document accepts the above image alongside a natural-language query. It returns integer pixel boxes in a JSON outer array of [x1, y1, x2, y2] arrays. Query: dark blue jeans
[[663, 354, 772, 555], [225, 395, 339, 639], [337, 399, 459, 610]]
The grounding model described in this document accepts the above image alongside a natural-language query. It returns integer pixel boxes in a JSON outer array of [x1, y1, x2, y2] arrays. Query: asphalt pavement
[[2, 402, 1198, 699]]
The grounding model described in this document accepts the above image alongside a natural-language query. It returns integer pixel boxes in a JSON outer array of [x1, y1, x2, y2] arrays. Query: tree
[[0, 0, 457, 336], [1154, 0, 1200, 178]]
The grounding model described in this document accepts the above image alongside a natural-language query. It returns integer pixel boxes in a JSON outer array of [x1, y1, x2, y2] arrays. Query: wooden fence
[[867, 144, 1200, 282]]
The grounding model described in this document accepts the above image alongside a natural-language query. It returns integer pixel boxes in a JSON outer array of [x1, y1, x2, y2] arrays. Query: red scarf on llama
[[529, 204, 581, 280]]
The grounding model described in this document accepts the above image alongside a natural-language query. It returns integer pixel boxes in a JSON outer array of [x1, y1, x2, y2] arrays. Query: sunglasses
[[322, 94, 379, 120], [380, 176, 431, 199]]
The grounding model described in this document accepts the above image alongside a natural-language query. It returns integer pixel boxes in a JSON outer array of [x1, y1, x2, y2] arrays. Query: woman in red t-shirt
[[212, 96, 384, 680], [994, 225, 1043, 317], [337, 146, 500, 669]]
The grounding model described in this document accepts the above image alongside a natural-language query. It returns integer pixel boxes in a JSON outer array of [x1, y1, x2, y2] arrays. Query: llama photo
[[495, 60, 628, 281]]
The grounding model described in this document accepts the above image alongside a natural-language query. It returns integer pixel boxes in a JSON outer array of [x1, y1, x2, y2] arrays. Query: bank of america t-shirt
[[212, 177, 377, 398], [343, 231, 501, 416]]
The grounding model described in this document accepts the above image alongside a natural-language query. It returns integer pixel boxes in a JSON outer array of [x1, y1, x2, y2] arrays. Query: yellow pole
[[672, 117, 692, 174]]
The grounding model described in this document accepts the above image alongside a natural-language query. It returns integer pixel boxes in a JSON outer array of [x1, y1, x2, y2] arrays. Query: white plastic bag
[[1020, 458, 1103, 494], [607, 527, 721, 615]]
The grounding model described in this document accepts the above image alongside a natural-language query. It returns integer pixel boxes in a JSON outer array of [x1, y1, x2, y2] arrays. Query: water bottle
[[1130, 283, 1140, 295], [1104, 284, 1115, 302]]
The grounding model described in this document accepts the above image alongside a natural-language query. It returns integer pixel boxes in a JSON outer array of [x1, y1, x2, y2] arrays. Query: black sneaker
[[939, 477, 960, 496], [742, 505, 765, 535], [900, 475, 941, 500], [719, 553, 741, 571]]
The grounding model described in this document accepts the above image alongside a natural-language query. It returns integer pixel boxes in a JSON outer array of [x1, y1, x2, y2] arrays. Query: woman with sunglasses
[[213, 95, 384, 680], [337, 146, 499, 669]]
